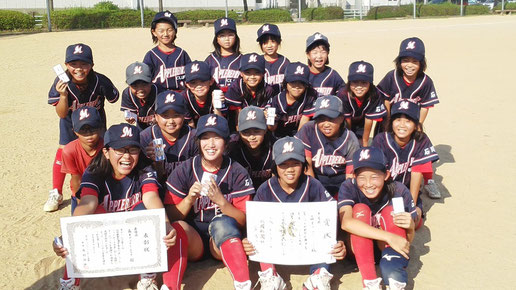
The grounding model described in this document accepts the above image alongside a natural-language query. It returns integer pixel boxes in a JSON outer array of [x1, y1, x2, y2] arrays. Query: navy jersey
[[337, 179, 417, 220], [227, 134, 274, 190], [267, 90, 317, 138], [309, 67, 345, 97], [182, 89, 228, 127], [140, 124, 198, 175], [372, 132, 439, 188], [165, 155, 254, 223], [338, 88, 387, 138], [255, 175, 333, 203], [264, 54, 289, 95], [77, 169, 160, 212], [377, 69, 439, 108], [143, 46, 191, 91], [225, 78, 276, 109], [120, 84, 159, 130], [296, 121, 359, 194], [205, 53, 241, 91]]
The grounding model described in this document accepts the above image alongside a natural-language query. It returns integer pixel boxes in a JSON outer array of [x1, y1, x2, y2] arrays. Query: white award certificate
[[246, 201, 337, 265], [60, 208, 167, 278]]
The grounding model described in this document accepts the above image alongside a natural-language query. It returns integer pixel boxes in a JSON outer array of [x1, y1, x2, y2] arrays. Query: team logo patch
[[294, 65, 304, 75], [133, 65, 142, 75], [165, 93, 175, 104], [262, 25, 270, 33], [406, 41, 416, 50], [319, 99, 330, 109], [79, 108, 90, 120], [249, 54, 258, 63], [164, 12, 171, 18], [359, 149, 370, 161], [74, 45, 83, 54], [220, 19, 228, 27], [206, 116, 217, 126], [282, 142, 294, 153], [246, 110, 257, 120], [356, 64, 367, 73], [399, 101, 409, 110], [355, 211, 365, 218], [314, 33, 322, 40], [190, 63, 199, 73], [121, 127, 133, 138]]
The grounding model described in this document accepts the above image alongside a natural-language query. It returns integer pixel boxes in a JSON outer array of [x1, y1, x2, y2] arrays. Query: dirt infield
[[1, 14, 515, 289]]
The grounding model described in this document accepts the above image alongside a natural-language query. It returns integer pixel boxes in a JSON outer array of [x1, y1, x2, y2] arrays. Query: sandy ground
[[1, 14, 516, 289]]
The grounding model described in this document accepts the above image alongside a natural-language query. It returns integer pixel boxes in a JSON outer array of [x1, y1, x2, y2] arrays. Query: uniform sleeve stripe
[[166, 181, 187, 197], [412, 153, 439, 164], [228, 188, 254, 196], [338, 199, 355, 205], [420, 99, 439, 106], [365, 111, 386, 118], [81, 182, 99, 191]]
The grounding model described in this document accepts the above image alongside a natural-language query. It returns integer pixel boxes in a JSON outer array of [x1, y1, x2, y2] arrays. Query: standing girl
[[205, 17, 242, 92], [267, 62, 317, 138], [256, 23, 290, 95], [164, 114, 255, 290], [227, 106, 275, 190], [45, 43, 119, 212], [182, 60, 227, 127], [338, 147, 417, 290], [372, 101, 439, 226], [52, 123, 178, 290], [338, 61, 387, 147], [305, 32, 345, 97], [296, 95, 359, 197], [242, 137, 345, 290], [143, 11, 191, 92]]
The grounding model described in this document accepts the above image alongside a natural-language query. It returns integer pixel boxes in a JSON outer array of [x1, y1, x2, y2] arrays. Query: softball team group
[[47, 9, 441, 290]]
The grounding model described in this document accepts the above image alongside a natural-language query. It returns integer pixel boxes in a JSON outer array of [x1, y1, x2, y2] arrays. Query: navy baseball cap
[[284, 62, 310, 84], [306, 32, 330, 51], [314, 95, 343, 119], [71, 106, 102, 132], [398, 37, 425, 61], [214, 17, 237, 35], [391, 100, 420, 122], [185, 61, 211, 83], [238, 106, 267, 132], [155, 90, 187, 115], [240, 53, 265, 73], [352, 147, 387, 172], [65, 43, 93, 64], [196, 114, 230, 139], [256, 23, 281, 41], [348, 61, 374, 83], [126, 62, 152, 85], [273, 136, 305, 165], [104, 123, 141, 149], [152, 10, 177, 30]]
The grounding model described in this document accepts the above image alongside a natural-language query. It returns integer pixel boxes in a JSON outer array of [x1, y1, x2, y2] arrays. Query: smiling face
[[241, 69, 263, 89], [65, 60, 92, 84], [261, 38, 279, 57], [392, 114, 417, 144], [316, 115, 344, 139], [400, 57, 421, 79], [103, 146, 140, 179], [277, 159, 303, 189], [129, 81, 152, 100], [200, 131, 225, 162], [354, 168, 388, 200], [307, 45, 328, 71], [155, 109, 185, 139], [349, 81, 371, 99], [186, 79, 213, 99], [286, 81, 306, 99], [217, 30, 236, 51], [152, 22, 176, 46], [240, 128, 266, 150]]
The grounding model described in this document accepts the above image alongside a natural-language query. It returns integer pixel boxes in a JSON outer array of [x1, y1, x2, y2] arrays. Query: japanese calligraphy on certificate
[[60, 209, 167, 278], [246, 201, 337, 265]]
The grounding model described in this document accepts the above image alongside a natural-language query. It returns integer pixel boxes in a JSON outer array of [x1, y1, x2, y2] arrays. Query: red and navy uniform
[[143, 46, 191, 92], [338, 88, 387, 139], [120, 84, 159, 130], [377, 70, 439, 108], [227, 134, 274, 190], [255, 175, 333, 203], [140, 124, 198, 175], [205, 53, 242, 92], [77, 169, 160, 213], [225, 77, 276, 109], [372, 132, 439, 210], [165, 155, 254, 223], [296, 121, 360, 195], [309, 67, 345, 97], [48, 72, 119, 145], [264, 54, 289, 95], [337, 179, 417, 220], [267, 90, 317, 138], [182, 89, 228, 127]]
